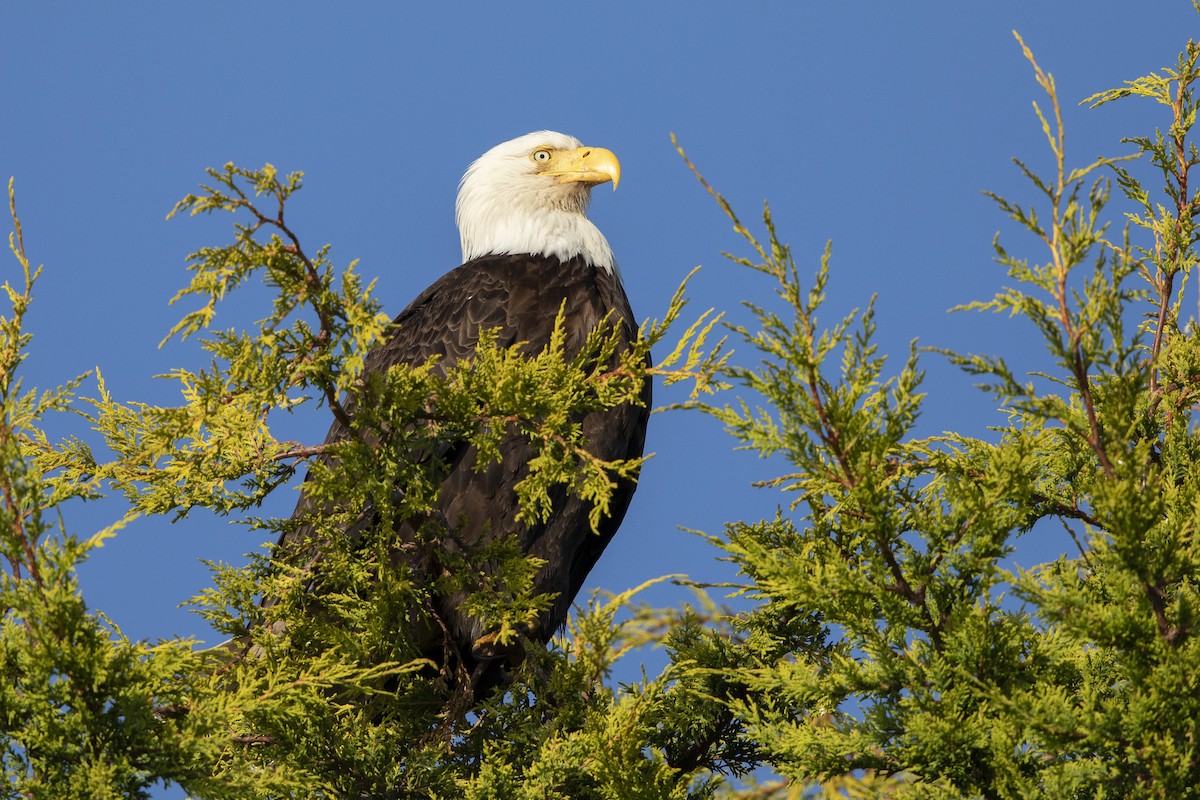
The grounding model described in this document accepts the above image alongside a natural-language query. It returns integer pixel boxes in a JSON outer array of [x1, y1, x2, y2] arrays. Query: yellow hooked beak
[[543, 146, 621, 190]]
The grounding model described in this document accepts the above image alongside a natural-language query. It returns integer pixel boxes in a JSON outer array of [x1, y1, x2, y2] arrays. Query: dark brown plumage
[[278, 252, 649, 689]]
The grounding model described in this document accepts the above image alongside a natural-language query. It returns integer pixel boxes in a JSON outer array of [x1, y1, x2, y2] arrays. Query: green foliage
[[674, 24, 1200, 800], [0, 152, 730, 797]]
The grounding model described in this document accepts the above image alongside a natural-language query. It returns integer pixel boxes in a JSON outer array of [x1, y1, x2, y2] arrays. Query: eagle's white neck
[[455, 134, 619, 276]]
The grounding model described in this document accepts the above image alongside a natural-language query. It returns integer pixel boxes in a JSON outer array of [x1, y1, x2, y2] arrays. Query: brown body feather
[[278, 253, 649, 688]]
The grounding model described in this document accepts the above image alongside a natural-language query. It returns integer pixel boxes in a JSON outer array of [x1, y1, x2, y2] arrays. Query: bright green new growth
[[673, 28, 1200, 800], [0, 158, 730, 797], [6, 19, 1200, 800]]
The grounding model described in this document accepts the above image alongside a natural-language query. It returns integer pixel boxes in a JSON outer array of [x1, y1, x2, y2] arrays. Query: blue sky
[[3, 3, 1197, 794]]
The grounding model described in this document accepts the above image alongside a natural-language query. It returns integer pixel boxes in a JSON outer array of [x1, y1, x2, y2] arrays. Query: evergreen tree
[[682, 28, 1200, 800]]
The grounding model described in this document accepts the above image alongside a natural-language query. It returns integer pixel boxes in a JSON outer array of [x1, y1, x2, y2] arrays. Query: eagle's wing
[[273, 254, 648, 682]]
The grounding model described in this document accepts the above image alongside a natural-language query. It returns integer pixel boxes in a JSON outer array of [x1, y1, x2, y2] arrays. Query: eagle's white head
[[456, 131, 621, 275]]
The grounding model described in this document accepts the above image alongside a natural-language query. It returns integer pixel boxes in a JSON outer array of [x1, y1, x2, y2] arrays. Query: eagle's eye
[[531, 149, 552, 164]]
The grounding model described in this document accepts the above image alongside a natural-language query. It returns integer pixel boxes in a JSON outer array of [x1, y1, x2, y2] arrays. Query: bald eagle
[[278, 131, 649, 691]]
